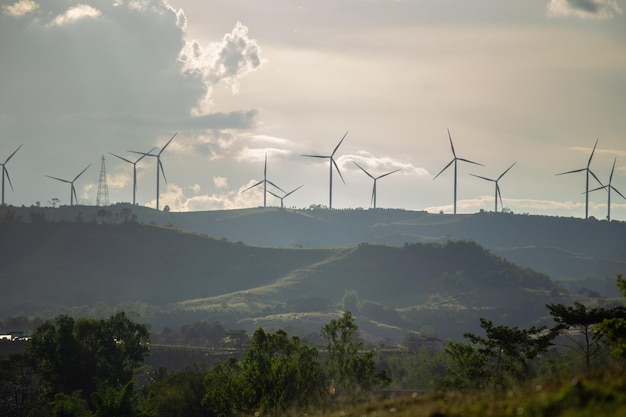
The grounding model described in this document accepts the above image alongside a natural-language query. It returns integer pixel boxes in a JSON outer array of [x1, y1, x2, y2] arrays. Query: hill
[[12, 204, 624, 290], [0, 211, 582, 341]]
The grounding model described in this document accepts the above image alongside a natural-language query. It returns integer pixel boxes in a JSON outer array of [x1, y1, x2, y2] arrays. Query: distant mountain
[[14, 204, 623, 285], [0, 209, 586, 341]]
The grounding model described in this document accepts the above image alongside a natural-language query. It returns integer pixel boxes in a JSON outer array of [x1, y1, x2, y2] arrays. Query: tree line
[[0, 311, 388, 417]]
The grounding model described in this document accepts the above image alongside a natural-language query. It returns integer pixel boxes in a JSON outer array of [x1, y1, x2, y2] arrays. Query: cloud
[[156, 183, 267, 211], [52, 4, 102, 26], [347, 151, 430, 178], [546, 0, 622, 19], [213, 176, 228, 189], [3, 0, 38, 17], [179, 21, 266, 115]]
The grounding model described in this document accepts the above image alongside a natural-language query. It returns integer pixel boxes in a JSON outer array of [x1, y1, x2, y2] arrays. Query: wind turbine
[[470, 161, 517, 213], [588, 157, 625, 221], [46, 165, 91, 206], [353, 162, 400, 209], [130, 133, 177, 211], [556, 138, 603, 219], [242, 153, 285, 207], [1, 144, 23, 206], [433, 128, 484, 214], [109, 147, 156, 206], [301, 131, 348, 210], [267, 185, 304, 209]]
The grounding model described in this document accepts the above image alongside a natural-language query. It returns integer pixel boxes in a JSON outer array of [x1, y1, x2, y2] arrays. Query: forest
[[1, 276, 626, 416]]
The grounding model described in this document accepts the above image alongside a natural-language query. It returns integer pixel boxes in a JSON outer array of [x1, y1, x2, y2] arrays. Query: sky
[[1, 0, 626, 220]]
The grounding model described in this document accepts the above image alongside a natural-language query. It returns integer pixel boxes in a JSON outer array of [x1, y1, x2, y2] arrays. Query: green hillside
[[0, 210, 576, 341], [8, 204, 623, 286]]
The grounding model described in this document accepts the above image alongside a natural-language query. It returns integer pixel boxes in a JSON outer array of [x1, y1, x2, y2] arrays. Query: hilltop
[[0, 208, 580, 341], [10, 204, 625, 287]]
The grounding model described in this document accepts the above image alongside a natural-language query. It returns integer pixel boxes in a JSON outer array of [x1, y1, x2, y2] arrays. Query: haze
[[1, 0, 625, 220]]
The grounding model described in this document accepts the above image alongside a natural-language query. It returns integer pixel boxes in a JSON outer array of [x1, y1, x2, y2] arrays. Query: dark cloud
[[547, 0, 622, 18]]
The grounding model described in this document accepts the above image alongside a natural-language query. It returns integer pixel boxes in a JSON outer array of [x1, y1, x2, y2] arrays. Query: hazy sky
[[1, 0, 625, 219]]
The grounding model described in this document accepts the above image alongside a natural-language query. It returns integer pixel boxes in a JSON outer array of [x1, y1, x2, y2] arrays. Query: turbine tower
[[242, 153, 284, 207], [110, 147, 155, 205], [556, 138, 602, 219], [267, 185, 303, 209], [589, 157, 625, 221], [433, 128, 484, 214], [131, 133, 177, 211], [1, 144, 23, 206], [46, 165, 91, 206], [470, 161, 516, 212], [96, 155, 109, 207], [353, 162, 400, 209], [301, 130, 348, 210]]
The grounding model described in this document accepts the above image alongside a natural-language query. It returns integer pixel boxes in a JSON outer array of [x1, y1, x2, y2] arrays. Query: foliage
[[546, 301, 625, 369], [27, 312, 149, 409], [140, 368, 206, 417], [380, 347, 449, 390], [321, 311, 388, 395], [444, 318, 558, 389], [598, 274, 626, 358], [240, 328, 325, 413]]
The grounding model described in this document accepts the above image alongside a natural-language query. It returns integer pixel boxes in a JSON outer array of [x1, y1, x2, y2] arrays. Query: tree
[[448, 318, 558, 389], [597, 275, 626, 358], [321, 311, 386, 395], [27, 312, 149, 411], [441, 341, 490, 390], [240, 328, 325, 413], [546, 301, 625, 370]]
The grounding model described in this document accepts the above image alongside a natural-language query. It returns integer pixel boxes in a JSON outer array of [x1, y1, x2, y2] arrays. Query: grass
[[291, 364, 626, 417]]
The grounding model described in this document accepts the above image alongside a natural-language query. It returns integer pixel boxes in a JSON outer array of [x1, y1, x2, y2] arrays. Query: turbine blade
[[377, 168, 401, 179], [587, 185, 607, 193], [242, 180, 263, 192], [609, 157, 616, 184], [457, 158, 484, 167], [266, 180, 286, 193], [433, 159, 454, 180], [4, 167, 14, 191], [497, 184, 504, 210], [497, 161, 517, 180], [73, 164, 91, 181], [589, 169, 603, 187], [612, 185, 626, 200], [158, 159, 167, 184], [46, 175, 71, 184], [587, 137, 599, 167], [331, 131, 349, 156], [470, 173, 495, 182], [136, 147, 158, 163], [72, 185, 78, 205], [556, 168, 585, 176], [284, 184, 303, 197], [159, 132, 178, 155], [129, 150, 156, 157], [264, 153, 267, 178], [353, 162, 375, 180], [4, 144, 23, 164], [301, 154, 328, 159], [109, 152, 133, 164], [266, 189, 281, 199], [332, 158, 345, 184], [447, 128, 456, 157]]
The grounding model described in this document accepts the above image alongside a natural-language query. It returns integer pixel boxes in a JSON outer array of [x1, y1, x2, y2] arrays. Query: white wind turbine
[[301, 131, 348, 210]]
